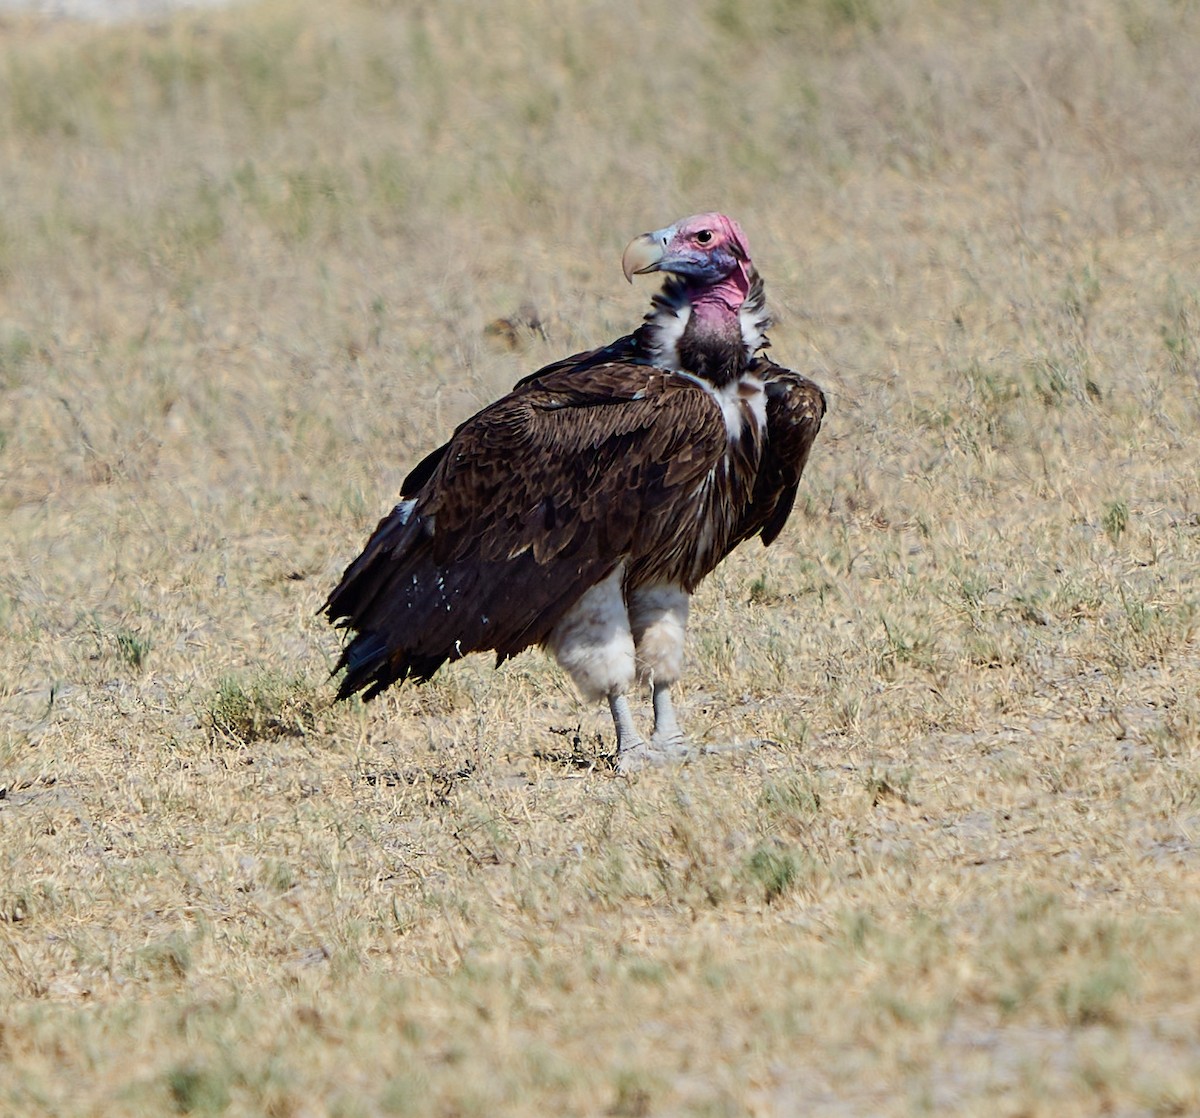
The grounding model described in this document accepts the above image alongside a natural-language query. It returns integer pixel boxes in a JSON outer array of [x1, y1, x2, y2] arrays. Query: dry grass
[[3, 0, 1200, 1113]]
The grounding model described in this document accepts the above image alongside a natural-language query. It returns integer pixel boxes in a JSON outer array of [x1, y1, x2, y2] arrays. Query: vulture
[[325, 213, 825, 772]]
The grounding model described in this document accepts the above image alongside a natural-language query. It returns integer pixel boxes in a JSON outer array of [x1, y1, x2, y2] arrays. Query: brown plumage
[[325, 214, 825, 770]]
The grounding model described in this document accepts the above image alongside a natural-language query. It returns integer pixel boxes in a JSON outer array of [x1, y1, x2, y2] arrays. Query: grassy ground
[[2, 0, 1200, 1113]]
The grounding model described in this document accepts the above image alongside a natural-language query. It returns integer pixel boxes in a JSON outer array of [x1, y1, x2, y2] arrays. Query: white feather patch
[[638, 295, 696, 369], [677, 371, 767, 442], [545, 564, 636, 702], [739, 298, 770, 354], [646, 303, 691, 372], [629, 583, 689, 685]]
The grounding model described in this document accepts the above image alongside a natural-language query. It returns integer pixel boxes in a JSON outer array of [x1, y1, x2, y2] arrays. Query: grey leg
[[610, 692, 667, 773], [650, 681, 691, 756], [609, 692, 646, 755], [612, 686, 695, 772], [650, 681, 764, 764]]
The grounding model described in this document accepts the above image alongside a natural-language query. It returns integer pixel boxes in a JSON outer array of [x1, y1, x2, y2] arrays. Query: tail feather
[[333, 628, 450, 701], [333, 630, 389, 701], [325, 498, 589, 702]]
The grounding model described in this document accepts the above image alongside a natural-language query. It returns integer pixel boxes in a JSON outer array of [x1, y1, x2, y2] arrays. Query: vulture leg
[[650, 680, 690, 755], [612, 692, 690, 773], [612, 691, 689, 772], [613, 684, 694, 773], [609, 692, 649, 759], [621, 582, 695, 769]]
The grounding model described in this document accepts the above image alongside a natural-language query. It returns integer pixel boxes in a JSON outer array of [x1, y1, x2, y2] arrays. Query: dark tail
[[324, 500, 501, 701], [324, 501, 449, 700], [331, 628, 448, 701]]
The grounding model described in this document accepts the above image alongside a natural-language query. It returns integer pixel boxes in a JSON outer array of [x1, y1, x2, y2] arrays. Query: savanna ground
[[2, 0, 1199, 1113]]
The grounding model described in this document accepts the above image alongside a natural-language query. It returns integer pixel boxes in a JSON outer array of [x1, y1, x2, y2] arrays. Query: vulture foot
[[616, 738, 696, 773]]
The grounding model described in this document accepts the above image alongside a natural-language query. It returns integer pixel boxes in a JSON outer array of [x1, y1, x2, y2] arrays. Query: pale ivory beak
[[621, 231, 667, 283]]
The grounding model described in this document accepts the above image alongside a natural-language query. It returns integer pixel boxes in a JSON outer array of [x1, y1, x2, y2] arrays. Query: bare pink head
[[622, 213, 752, 312]]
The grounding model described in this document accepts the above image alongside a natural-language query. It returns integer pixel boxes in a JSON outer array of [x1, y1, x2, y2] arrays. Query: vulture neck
[[677, 295, 748, 388], [638, 265, 767, 389]]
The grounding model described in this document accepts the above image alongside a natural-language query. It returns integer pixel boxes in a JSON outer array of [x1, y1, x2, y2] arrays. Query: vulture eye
[[695, 229, 713, 245]]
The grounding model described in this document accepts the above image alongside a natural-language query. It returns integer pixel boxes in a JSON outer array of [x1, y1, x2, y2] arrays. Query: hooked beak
[[621, 229, 668, 283]]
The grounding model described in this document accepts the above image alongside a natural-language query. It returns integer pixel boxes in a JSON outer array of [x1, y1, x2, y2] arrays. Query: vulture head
[[622, 212, 752, 299]]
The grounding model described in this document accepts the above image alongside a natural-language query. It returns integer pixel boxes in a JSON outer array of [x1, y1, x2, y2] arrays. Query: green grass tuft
[[205, 673, 323, 745], [1102, 500, 1129, 544], [167, 1065, 231, 1116], [745, 844, 803, 903], [115, 629, 152, 671]]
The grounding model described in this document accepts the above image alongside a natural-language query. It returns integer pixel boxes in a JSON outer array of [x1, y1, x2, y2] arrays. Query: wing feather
[[734, 356, 826, 548], [324, 361, 726, 698]]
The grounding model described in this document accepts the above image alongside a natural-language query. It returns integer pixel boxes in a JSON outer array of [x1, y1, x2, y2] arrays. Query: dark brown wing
[[732, 356, 826, 548], [324, 362, 726, 699], [395, 334, 647, 495]]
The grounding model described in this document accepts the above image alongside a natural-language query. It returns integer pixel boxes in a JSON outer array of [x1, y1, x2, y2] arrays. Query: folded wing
[[324, 362, 727, 699], [733, 356, 827, 549]]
